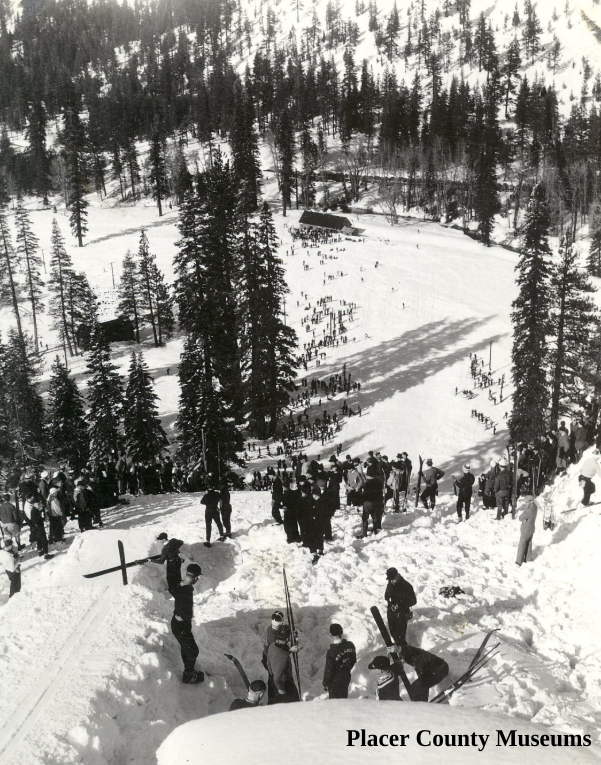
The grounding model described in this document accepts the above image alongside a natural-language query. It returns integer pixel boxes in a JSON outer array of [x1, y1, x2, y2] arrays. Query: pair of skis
[[284, 566, 302, 699], [414, 456, 424, 508], [370, 605, 499, 703]]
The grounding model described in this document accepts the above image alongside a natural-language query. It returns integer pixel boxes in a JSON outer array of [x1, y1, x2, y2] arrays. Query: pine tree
[[275, 110, 295, 217], [124, 351, 168, 462], [588, 197, 601, 277], [549, 232, 597, 426], [502, 38, 522, 118], [67, 271, 95, 354], [46, 356, 89, 470], [149, 130, 169, 216], [27, 94, 52, 205], [177, 334, 242, 474], [117, 250, 142, 342], [510, 184, 552, 443], [150, 264, 175, 344], [62, 107, 89, 247], [2, 330, 45, 464], [230, 81, 262, 214], [48, 218, 75, 356], [137, 230, 161, 346], [14, 194, 44, 351], [85, 326, 124, 462], [0, 204, 25, 352]]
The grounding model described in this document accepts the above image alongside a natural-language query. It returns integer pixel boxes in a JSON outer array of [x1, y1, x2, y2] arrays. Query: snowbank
[[156, 700, 599, 765]]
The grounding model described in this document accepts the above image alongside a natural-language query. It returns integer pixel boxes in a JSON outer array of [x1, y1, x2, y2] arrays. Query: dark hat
[[187, 563, 202, 577], [2, 493, 10, 501], [352, 457, 361, 465], [426, 458, 433, 465], [3, 538, 14, 548], [311, 485, 322, 497], [271, 610, 284, 622], [156, 532, 168, 541], [368, 655, 390, 670], [386, 567, 398, 580], [276, 623, 291, 641], [249, 679, 267, 692], [328, 455, 337, 463], [329, 623, 343, 637]]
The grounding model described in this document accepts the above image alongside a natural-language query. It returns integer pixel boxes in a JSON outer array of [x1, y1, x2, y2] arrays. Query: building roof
[[299, 210, 353, 230]]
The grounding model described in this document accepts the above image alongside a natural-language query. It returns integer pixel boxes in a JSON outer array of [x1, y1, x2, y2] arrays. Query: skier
[[400, 645, 449, 701], [201, 484, 225, 547], [262, 610, 285, 703], [157, 537, 185, 596], [384, 567, 416, 647], [171, 562, 204, 684], [420, 459, 444, 510], [266, 623, 300, 704], [360, 463, 385, 537], [219, 481, 232, 538], [516, 494, 538, 566], [229, 680, 267, 711], [0, 538, 21, 598], [493, 458, 512, 520], [454, 464, 475, 521], [367, 655, 404, 700], [322, 623, 357, 699], [578, 450, 601, 506]]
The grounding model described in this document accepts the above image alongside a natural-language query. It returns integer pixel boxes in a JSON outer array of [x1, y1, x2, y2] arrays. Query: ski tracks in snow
[[0, 586, 114, 764]]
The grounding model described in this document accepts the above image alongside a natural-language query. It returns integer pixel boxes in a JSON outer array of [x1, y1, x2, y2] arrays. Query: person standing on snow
[[47, 486, 65, 543], [219, 481, 232, 539], [384, 567, 416, 647], [420, 459, 444, 510], [493, 458, 512, 520], [516, 494, 538, 566], [262, 610, 284, 703], [156, 537, 186, 596], [578, 450, 601, 506], [454, 464, 475, 521], [400, 645, 449, 701], [322, 623, 357, 699], [0, 538, 21, 598], [266, 623, 300, 703], [171, 562, 204, 684], [201, 484, 225, 547], [483, 459, 499, 509], [229, 680, 267, 711], [0, 493, 21, 547], [360, 463, 385, 537]]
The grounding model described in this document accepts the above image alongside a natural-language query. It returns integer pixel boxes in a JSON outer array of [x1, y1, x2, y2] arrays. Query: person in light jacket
[[516, 495, 538, 566]]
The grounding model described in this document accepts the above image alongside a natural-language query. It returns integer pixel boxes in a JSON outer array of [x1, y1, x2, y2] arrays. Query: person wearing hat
[[483, 460, 499, 509], [74, 477, 93, 532], [262, 610, 285, 702], [172, 562, 204, 684], [229, 679, 267, 711], [38, 471, 50, 509], [156, 538, 186, 596], [266, 623, 300, 704], [344, 458, 365, 509], [282, 478, 301, 544], [420, 459, 445, 510], [454, 464, 475, 522], [400, 645, 449, 701], [384, 567, 416, 647], [322, 624, 356, 699], [493, 458, 512, 520], [0, 493, 21, 548], [360, 463, 385, 537], [0, 538, 21, 598], [47, 486, 65, 543], [201, 484, 225, 547], [219, 481, 233, 539], [578, 449, 601, 506], [27, 496, 51, 559], [368, 655, 404, 700]]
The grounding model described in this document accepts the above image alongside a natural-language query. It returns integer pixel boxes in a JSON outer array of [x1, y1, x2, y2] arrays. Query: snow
[[156, 700, 600, 765]]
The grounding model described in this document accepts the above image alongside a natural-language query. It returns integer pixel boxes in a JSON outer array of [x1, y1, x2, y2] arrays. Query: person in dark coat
[[385, 567, 416, 647], [493, 459, 512, 520], [296, 484, 314, 548], [360, 464, 384, 537], [516, 495, 538, 565], [401, 645, 449, 701], [282, 480, 301, 544], [420, 459, 445, 509], [454, 464, 475, 521], [271, 477, 284, 525], [262, 610, 284, 703], [266, 624, 300, 704], [322, 623, 356, 699], [171, 563, 204, 684], [161, 456, 174, 492], [201, 486, 225, 547], [229, 680, 266, 711], [219, 482, 232, 538], [368, 655, 404, 700], [28, 497, 51, 559], [157, 538, 185, 596]]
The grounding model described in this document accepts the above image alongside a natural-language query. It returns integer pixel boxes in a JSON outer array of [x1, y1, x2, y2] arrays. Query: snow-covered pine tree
[[85, 326, 124, 461], [48, 218, 76, 356], [177, 334, 242, 474], [117, 250, 142, 342], [230, 80, 262, 214], [548, 232, 597, 426], [124, 351, 168, 463], [46, 355, 89, 470], [0, 340, 13, 465], [14, 194, 44, 351], [67, 271, 96, 354], [149, 263, 175, 344], [510, 183, 552, 443], [0, 202, 25, 351]]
